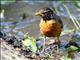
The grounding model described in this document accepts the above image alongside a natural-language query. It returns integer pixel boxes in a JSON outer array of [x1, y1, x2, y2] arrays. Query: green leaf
[[23, 34, 28, 40], [61, 56, 71, 60], [78, 47, 80, 52], [30, 37, 37, 53], [66, 45, 78, 52], [22, 36, 37, 53], [22, 39, 31, 49]]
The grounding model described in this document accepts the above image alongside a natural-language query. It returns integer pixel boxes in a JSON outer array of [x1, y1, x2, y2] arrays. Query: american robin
[[35, 7, 63, 52]]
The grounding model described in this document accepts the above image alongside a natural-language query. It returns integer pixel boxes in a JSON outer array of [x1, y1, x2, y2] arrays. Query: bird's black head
[[35, 7, 54, 20]]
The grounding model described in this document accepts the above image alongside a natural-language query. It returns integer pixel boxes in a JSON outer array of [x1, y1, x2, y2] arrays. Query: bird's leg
[[55, 37, 60, 53], [41, 36, 46, 53]]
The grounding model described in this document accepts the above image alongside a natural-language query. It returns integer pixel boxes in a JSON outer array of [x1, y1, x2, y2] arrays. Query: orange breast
[[39, 19, 62, 37]]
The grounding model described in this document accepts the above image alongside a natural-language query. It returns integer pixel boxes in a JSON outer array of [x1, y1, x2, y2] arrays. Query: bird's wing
[[52, 14, 63, 28]]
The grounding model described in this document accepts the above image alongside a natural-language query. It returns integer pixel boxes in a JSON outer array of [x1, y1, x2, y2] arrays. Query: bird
[[35, 7, 63, 52]]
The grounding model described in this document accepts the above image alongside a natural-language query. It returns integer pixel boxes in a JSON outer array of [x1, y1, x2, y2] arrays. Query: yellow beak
[[34, 11, 43, 16], [35, 12, 40, 16]]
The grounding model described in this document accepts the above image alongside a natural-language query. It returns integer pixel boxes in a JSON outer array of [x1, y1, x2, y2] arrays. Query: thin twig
[[72, 16, 80, 29], [63, 4, 79, 30]]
